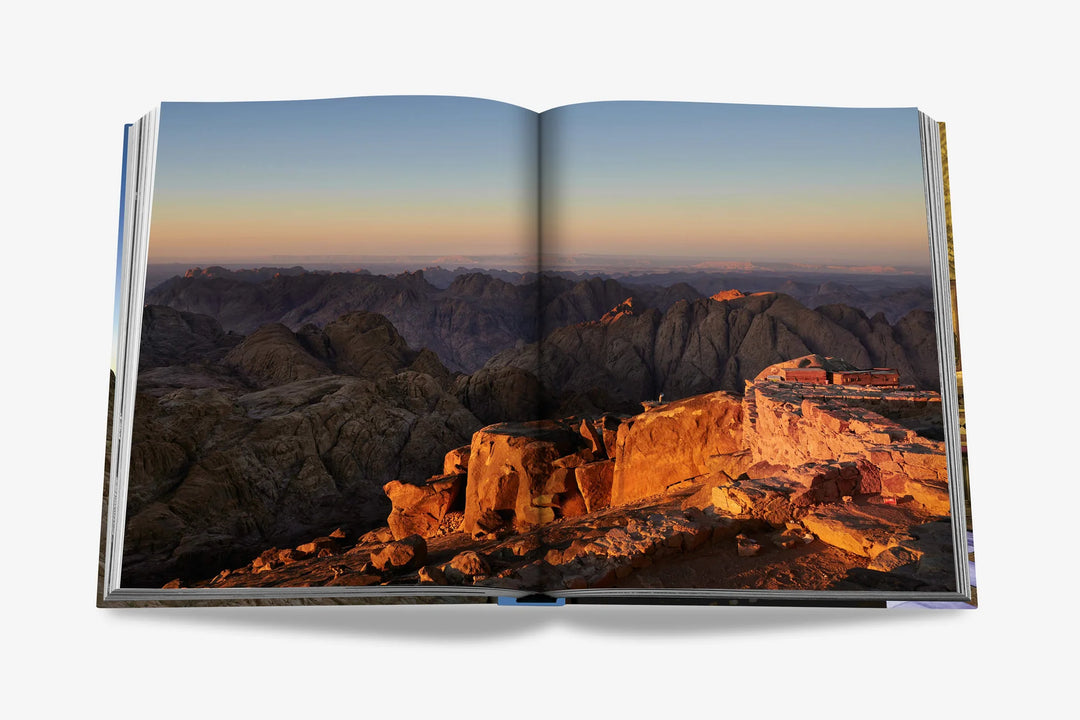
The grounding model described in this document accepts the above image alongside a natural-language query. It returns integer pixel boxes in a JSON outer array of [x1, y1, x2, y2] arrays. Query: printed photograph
[[119, 97, 957, 595]]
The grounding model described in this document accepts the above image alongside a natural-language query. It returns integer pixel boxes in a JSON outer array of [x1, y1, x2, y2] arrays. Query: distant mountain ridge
[[146, 268, 705, 372], [472, 291, 940, 419], [146, 266, 932, 373]]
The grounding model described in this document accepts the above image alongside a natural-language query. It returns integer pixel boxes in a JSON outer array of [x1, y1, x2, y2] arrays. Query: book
[[100, 95, 974, 608]]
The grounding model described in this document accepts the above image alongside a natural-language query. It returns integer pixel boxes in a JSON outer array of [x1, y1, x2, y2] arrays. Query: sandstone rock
[[519, 506, 555, 526], [369, 535, 428, 571], [276, 549, 300, 564], [472, 509, 508, 536], [596, 414, 625, 458], [358, 527, 394, 545], [544, 467, 578, 495], [418, 565, 448, 585], [578, 419, 605, 456], [384, 473, 464, 540], [558, 488, 589, 518], [868, 546, 919, 572], [801, 504, 918, 558], [251, 548, 280, 573], [575, 460, 615, 512], [443, 445, 471, 475], [490, 533, 543, 561], [611, 391, 744, 505], [462, 421, 586, 535], [449, 551, 491, 578], [680, 472, 734, 511], [296, 537, 336, 557]]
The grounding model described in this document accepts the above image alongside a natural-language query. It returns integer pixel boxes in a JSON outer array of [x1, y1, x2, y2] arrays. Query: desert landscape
[[122, 264, 956, 594]]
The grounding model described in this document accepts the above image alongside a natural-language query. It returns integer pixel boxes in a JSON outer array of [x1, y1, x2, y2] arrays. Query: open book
[[101, 96, 974, 607]]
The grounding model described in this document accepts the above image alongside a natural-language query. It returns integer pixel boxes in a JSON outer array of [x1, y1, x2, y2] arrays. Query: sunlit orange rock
[[610, 391, 744, 505], [575, 460, 615, 512], [384, 473, 464, 540], [369, 534, 427, 571], [462, 421, 586, 535]]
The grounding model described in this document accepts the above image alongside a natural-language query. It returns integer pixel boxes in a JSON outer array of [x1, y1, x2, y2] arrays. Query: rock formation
[[610, 391, 746, 504], [473, 292, 940, 419], [123, 308, 481, 588], [342, 353, 956, 594]]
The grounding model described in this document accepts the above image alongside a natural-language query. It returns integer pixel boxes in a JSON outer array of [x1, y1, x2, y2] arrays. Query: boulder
[[800, 504, 917, 558], [384, 473, 464, 540], [357, 527, 394, 545], [462, 421, 586, 535], [578, 419, 606, 456], [575, 460, 615, 512], [417, 565, 448, 585], [710, 476, 805, 525], [369, 534, 428, 571], [443, 445, 471, 475], [448, 550, 490, 578], [611, 391, 744, 505], [295, 537, 337, 557], [596, 414, 625, 458]]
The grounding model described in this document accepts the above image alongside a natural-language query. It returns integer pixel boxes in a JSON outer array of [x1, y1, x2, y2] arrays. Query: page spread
[[101, 95, 973, 606]]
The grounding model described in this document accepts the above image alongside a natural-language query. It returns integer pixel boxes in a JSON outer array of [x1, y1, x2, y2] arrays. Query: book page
[[519, 101, 963, 598], [121, 96, 545, 594]]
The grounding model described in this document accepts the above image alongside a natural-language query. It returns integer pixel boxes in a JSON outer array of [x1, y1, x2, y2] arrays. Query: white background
[[2, 1, 1075, 717]]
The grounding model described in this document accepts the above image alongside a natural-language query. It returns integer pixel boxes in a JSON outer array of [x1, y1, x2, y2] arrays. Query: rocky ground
[[181, 474, 952, 594]]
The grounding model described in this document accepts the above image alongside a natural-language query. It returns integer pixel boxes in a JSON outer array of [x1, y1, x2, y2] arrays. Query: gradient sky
[[149, 96, 538, 263], [541, 102, 931, 270]]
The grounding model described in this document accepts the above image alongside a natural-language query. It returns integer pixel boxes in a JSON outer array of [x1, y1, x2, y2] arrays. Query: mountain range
[[126, 265, 942, 586], [145, 266, 932, 373]]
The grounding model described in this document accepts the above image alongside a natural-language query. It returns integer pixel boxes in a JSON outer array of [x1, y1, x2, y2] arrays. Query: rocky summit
[[178, 353, 956, 594]]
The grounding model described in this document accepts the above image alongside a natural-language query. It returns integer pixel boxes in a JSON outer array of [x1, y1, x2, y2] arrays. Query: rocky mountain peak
[[600, 297, 636, 324], [710, 288, 746, 302]]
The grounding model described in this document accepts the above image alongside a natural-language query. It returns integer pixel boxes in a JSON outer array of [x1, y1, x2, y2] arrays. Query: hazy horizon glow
[[541, 102, 931, 271], [149, 96, 538, 263], [148, 97, 932, 273]]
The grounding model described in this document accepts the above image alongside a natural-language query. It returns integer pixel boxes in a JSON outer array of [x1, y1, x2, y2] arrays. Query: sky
[[541, 102, 931, 270], [148, 96, 538, 263], [148, 96, 931, 272]]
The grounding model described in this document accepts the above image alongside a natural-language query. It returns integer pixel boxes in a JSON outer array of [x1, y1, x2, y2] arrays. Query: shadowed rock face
[[452, 363, 543, 424], [472, 292, 940, 418], [124, 307, 481, 588], [139, 305, 243, 368], [222, 311, 447, 388], [146, 269, 704, 373]]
